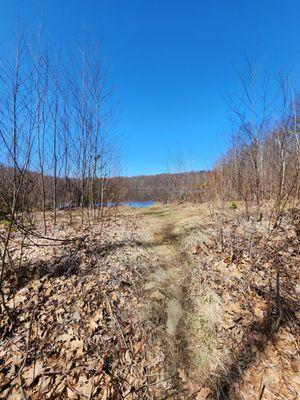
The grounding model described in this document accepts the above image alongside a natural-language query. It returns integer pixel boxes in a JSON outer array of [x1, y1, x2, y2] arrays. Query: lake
[[124, 200, 154, 208], [99, 200, 155, 208]]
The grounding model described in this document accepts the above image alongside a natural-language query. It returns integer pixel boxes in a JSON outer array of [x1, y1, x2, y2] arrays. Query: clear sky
[[1, 0, 300, 176]]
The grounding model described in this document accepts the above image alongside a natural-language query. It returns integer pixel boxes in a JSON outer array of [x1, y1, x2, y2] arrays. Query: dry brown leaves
[[0, 213, 161, 399], [185, 211, 300, 399]]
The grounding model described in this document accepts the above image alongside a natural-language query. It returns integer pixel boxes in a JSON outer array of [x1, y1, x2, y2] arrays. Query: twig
[[105, 296, 128, 349], [18, 307, 36, 400], [258, 383, 265, 400], [275, 270, 283, 329]]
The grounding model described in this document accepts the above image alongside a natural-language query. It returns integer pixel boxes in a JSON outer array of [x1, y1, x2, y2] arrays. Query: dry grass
[[185, 289, 225, 380]]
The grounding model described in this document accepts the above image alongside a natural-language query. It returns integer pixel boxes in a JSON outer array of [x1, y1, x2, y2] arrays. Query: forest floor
[[0, 203, 299, 399]]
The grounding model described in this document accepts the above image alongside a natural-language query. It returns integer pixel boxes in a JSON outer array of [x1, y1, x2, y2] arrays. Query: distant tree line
[[113, 171, 207, 203]]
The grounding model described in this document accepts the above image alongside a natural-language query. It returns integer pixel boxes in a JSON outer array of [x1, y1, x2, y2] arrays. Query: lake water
[[124, 200, 154, 208], [100, 200, 154, 208]]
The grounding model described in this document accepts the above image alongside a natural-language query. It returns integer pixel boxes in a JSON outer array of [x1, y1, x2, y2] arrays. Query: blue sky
[[1, 1, 300, 176]]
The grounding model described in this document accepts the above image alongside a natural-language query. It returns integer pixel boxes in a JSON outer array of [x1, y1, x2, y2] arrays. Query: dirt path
[[153, 222, 184, 336], [140, 209, 194, 397]]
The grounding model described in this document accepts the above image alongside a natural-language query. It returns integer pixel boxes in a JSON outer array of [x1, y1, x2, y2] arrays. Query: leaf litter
[[1, 205, 299, 399], [0, 210, 166, 399]]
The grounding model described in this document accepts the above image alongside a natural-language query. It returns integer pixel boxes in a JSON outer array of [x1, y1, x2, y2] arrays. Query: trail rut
[[142, 215, 191, 397]]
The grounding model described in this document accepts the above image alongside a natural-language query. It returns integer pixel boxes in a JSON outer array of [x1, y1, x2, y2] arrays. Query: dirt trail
[[151, 222, 183, 333], [140, 210, 193, 395]]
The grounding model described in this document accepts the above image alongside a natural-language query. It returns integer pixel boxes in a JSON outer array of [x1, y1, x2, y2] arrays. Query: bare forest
[[0, 29, 299, 400]]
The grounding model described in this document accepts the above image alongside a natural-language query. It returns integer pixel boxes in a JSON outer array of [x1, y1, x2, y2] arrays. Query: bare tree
[[0, 29, 35, 326]]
